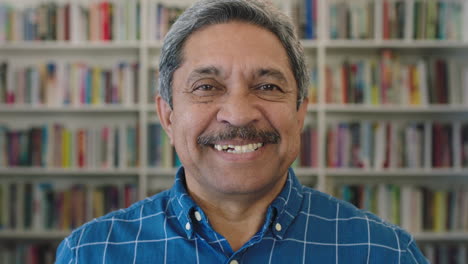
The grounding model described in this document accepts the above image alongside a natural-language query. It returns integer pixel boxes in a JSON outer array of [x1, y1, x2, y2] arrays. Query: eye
[[257, 84, 283, 92], [194, 84, 215, 92]]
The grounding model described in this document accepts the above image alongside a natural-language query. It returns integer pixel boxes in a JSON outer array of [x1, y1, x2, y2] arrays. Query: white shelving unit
[[0, 0, 467, 249]]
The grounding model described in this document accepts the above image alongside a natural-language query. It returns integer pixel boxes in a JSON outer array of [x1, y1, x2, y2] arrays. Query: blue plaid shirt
[[56, 167, 428, 263]]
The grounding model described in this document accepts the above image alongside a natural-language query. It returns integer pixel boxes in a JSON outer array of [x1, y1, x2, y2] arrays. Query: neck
[[186, 173, 287, 252]]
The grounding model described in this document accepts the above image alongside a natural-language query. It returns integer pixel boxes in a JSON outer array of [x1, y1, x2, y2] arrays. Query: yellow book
[[62, 190, 72, 230], [92, 67, 101, 105], [411, 66, 421, 105], [433, 190, 447, 232], [61, 128, 70, 168], [93, 188, 105, 218], [162, 132, 174, 168], [370, 60, 380, 105]]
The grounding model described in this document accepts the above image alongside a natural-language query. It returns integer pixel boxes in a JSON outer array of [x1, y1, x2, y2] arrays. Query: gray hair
[[158, 0, 308, 109]]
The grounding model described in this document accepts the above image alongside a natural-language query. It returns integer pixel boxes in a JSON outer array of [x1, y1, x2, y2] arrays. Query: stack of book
[[329, 1, 374, 39], [147, 2, 184, 41], [0, 1, 140, 43], [0, 122, 139, 169], [291, 0, 317, 39], [413, 0, 464, 40], [326, 50, 468, 105], [148, 66, 159, 104], [0, 61, 139, 106], [421, 243, 467, 264], [0, 181, 138, 231], [326, 121, 468, 169], [335, 183, 468, 234], [382, 0, 406, 39], [147, 122, 179, 168], [0, 243, 56, 264], [299, 125, 318, 167]]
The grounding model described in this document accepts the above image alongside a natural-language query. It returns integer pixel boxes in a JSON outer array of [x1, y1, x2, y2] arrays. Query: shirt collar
[[268, 168, 304, 239], [169, 167, 304, 240]]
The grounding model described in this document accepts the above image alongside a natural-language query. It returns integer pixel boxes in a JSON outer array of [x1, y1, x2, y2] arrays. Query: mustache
[[197, 125, 280, 146]]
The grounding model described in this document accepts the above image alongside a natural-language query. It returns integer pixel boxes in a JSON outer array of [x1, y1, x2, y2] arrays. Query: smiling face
[[157, 22, 308, 198]]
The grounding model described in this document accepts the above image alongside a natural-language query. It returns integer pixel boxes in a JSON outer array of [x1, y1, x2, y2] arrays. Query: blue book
[[86, 68, 92, 104], [41, 125, 48, 167]]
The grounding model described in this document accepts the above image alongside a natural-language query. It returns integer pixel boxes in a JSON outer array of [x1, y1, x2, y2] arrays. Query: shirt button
[[275, 223, 282, 231], [194, 211, 202, 221], [230, 260, 239, 264], [185, 222, 191, 230]]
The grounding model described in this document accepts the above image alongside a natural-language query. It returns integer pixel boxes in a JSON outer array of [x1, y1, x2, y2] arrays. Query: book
[[328, 1, 374, 39], [325, 52, 468, 106], [0, 60, 139, 106], [335, 183, 467, 233], [0, 122, 137, 169], [327, 120, 427, 169]]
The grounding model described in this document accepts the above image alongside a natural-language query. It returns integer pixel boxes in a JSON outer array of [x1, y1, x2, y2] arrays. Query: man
[[56, 0, 428, 263]]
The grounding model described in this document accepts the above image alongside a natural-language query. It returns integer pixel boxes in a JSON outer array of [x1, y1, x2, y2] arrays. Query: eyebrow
[[186, 65, 289, 85], [186, 65, 222, 85], [255, 68, 289, 85]]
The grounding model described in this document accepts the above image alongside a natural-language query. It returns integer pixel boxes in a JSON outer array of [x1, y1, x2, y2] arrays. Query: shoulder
[[63, 189, 172, 249]]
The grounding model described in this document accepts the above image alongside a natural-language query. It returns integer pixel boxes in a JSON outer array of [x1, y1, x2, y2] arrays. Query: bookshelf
[[1, 0, 468, 263]]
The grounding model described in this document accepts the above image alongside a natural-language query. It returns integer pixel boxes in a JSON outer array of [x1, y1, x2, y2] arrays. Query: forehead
[[177, 22, 295, 82]]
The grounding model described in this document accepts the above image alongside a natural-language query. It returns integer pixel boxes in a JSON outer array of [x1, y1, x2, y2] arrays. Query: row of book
[[0, 0, 140, 42], [0, 243, 56, 264], [328, 0, 466, 40], [147, 2, 183, 41], [290, 0, 318, 40], [421, 243, 467, 264], [148, 122, 180, 168], [0, 122, 139, 169], [329, 1, 374, 40], [0, 181, 138, 231], [413, 0, 465, 40], [382, 0, 405, 39], [335, 184, 468, 233], [297, 125, 318, 168], [148, 0, 318, 41], [326, 51, 468, 105], [0, 61, 139, 106], [326, 121, 468, 169]]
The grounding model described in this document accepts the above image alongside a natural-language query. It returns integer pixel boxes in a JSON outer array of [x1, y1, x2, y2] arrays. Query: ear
[[297, 97, 309, 130], [156, 95, 175, 145]]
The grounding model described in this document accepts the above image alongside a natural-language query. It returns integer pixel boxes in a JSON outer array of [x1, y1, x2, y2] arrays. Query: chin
[[209, 168, 286, 195]]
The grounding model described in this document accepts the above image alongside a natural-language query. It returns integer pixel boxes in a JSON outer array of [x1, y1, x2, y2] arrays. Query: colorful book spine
[[0, 122, 138, 169], [326, 120, 430, 169], [0, 60, 138, 106], [325, 52, 468, 106], [335, 183, 468, 234], [0, 1, 140, 43], [0, 181, 138, 232], [328, 1, 374, 39]]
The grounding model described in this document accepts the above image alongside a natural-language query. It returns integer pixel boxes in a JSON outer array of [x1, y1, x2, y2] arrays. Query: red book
[[383, 0, 390, 39], [432, 123, 442, 167], [342, 61, 350, 104], [326, 128, 336, 167], [383, 123, 391, 168], [325, 67, 333, 103], [100, 2, 110, 41], [310, 128, 317, 167], [64, 3, 70, 41], [78, 129, 85, 168]]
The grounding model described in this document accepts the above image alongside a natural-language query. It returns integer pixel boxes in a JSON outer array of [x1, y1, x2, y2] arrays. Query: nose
[[216, 90, 262, 127]]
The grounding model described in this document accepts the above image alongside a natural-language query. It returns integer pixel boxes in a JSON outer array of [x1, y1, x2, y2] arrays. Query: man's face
[[157, 22, 308, 197]]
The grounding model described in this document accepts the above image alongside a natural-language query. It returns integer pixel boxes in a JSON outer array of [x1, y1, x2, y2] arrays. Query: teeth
[[213, 143, 264, 154]]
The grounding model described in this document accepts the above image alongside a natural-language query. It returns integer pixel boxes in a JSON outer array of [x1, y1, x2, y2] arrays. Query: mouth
[[212, 143, 264, 154]]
